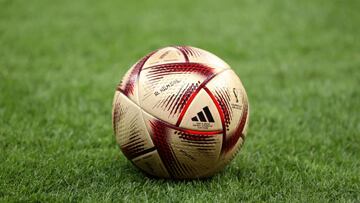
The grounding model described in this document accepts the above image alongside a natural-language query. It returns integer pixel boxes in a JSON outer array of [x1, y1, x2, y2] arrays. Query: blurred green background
[[0, 0, 359, 201]]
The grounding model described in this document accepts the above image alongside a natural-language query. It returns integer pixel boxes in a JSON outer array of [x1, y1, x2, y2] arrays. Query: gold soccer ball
[[112, 46, 249, 179]]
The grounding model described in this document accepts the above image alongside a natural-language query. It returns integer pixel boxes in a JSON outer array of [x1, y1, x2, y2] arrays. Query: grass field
[[1, 0, 359, 202]]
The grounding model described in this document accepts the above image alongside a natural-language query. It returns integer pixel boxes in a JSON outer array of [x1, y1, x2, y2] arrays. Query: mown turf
[[1, 0, 359, 202]]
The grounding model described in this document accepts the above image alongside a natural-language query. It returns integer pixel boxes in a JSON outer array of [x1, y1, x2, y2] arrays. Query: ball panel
[[142, 47, 186, 69], [112, 90, 121, 132], [132, 150, 170, 178], [178, 88, 222, 131], [117, 51, 156, 105], [117, 63, 139, 104], [175, 46, 230, 70], [168, 129, 223, 178], [113, 92, 156, 160], [141, 110, 223, 179], [141, 112, 183, 178], [205, 69, 249, 161], [138, 62, 219, 125]]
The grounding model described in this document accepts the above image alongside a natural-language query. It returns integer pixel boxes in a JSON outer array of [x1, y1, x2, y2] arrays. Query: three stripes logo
[[191, 106, 214, 123]]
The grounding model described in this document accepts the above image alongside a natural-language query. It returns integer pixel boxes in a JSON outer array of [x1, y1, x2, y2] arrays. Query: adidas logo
[[191, 106, 214, 123]]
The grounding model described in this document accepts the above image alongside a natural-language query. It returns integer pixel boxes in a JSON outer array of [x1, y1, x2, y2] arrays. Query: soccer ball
[[112, 46, 249, 179]]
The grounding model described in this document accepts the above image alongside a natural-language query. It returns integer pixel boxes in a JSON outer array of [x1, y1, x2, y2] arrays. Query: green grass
[[1, 0, 359, 202]]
